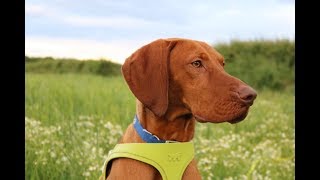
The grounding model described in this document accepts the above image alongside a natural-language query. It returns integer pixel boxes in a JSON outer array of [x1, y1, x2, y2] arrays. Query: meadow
[[25, 73, 294, 180]]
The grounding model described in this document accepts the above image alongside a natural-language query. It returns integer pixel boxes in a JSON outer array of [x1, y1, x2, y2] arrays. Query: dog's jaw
[[192, 104, 251, 124]]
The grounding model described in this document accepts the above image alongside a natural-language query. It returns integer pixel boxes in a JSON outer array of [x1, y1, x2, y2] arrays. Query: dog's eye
[[191, 60, 202, 68]]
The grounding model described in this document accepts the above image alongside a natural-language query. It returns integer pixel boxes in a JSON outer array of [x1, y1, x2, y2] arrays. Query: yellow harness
[[101, 115, 195, 179], [100, 142, 195, 180]]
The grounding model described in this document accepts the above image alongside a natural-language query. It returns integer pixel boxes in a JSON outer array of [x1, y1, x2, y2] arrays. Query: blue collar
[[133, 115, 166, 143]]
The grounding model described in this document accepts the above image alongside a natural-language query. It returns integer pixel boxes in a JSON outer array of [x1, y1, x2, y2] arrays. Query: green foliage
[[214, 39, 294, 91], [26, 73, 294, 180], [25, 73, 135, 127], [25, 56, 122, 76], [25, 39, 294, 91]]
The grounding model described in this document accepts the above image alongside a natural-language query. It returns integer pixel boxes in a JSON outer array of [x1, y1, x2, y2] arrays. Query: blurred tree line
[[25, 57, 122, 76], [214, 39, 294, 90], [25, 39, 294, 90]]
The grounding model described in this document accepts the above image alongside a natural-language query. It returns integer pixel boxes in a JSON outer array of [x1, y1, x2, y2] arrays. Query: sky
[[25, 0, 295, 64]]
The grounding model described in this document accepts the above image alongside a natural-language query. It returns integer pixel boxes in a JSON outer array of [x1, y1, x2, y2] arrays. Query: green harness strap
[[101, 142, 194, 180]]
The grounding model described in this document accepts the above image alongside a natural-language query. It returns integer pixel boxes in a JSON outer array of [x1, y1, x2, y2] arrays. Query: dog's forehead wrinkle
[[170, 42, 216, 66], [167, 38, 224, 61], [194, 43, 224, 64]]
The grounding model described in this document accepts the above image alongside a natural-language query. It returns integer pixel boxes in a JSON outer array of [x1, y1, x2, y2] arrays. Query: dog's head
[[122, 38, 257, 124]]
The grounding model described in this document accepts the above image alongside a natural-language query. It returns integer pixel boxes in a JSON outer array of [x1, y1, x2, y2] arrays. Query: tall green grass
[[25, 73, 294, 180], [26, 73, 135, 127]]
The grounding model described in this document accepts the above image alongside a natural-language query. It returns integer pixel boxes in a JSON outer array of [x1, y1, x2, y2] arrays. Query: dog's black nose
[[238, 85, 257, 105]]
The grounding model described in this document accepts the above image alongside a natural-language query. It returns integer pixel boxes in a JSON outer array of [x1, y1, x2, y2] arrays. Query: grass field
[[25, 73, 295, 180]]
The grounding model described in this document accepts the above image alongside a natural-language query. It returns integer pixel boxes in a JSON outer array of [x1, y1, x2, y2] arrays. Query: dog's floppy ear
[[121, 39, 177, 117]]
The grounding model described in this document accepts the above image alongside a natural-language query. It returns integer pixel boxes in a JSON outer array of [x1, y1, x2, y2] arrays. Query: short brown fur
[[104, 38, 257, 179]]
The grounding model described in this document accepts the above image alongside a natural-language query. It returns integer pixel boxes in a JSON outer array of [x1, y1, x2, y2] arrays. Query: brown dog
[[104, 38, 257, 179]]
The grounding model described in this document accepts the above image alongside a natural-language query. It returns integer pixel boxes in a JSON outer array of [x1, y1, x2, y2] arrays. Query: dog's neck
[[136, 100, 196, 142]]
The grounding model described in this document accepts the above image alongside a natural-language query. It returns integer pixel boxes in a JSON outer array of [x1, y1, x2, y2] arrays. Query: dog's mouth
[[228, 110, 248, 124], [193, 115, 208, 123], [193, 107, 250, 124]]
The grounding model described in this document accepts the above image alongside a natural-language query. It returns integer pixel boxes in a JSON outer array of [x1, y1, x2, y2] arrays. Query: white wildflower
[[82, 171, 90, 177], [61, 156, 68, 162], [50, 152, 56, 158]]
